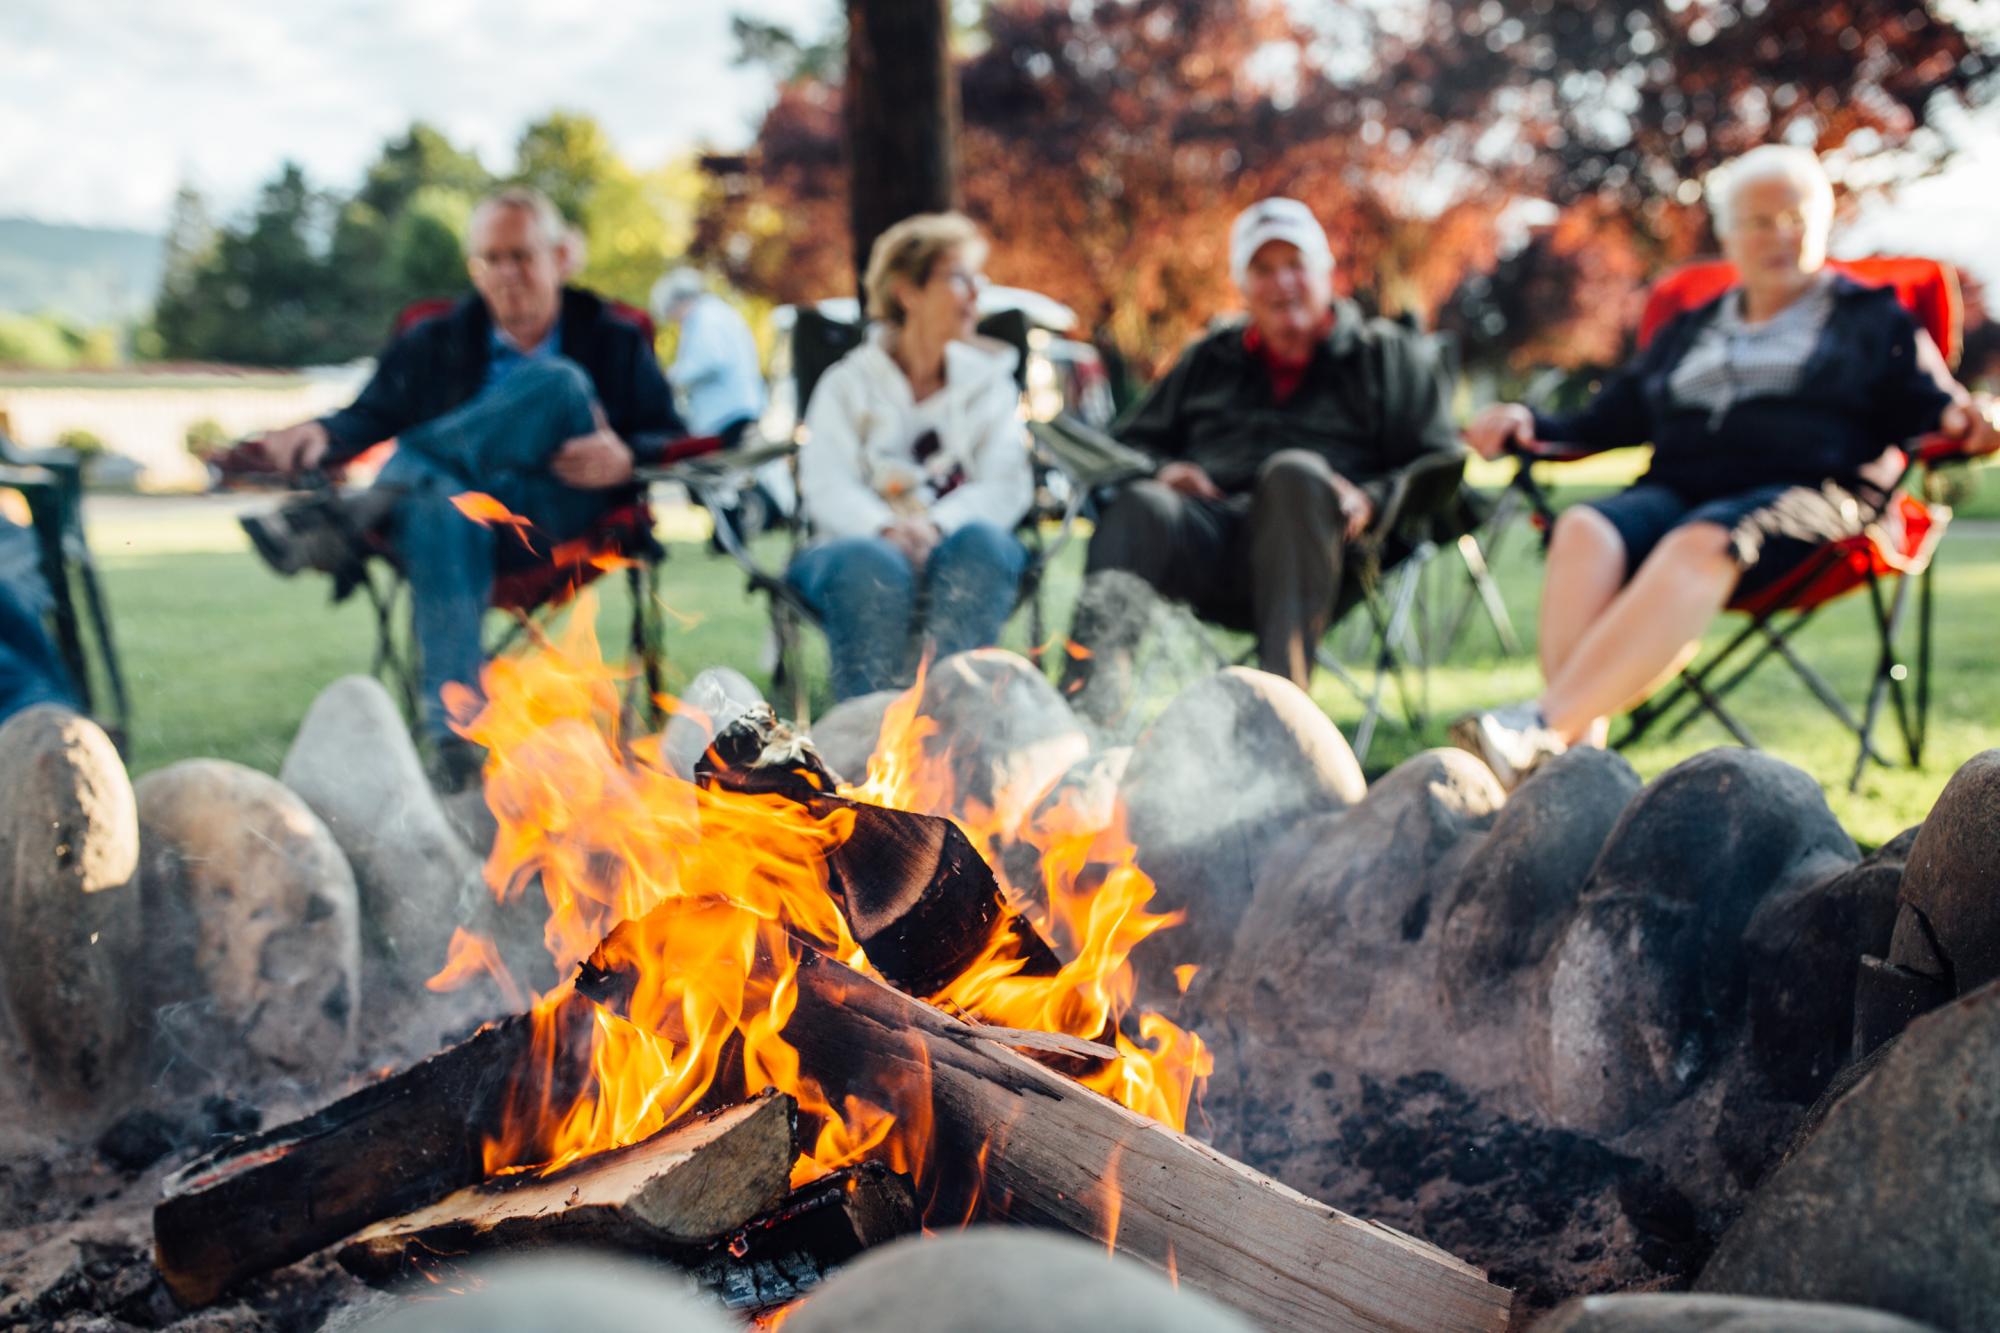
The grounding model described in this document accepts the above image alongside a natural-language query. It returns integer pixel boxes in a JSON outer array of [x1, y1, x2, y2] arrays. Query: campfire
[[146, 605, 1508, 1331]]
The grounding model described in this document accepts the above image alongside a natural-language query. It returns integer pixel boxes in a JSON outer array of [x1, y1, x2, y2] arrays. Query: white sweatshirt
[[797, 327, 1034, 544]]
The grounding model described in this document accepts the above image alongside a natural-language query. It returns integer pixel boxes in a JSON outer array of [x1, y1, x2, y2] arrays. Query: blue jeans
[[375, 357, 612, 738], [0, 524, 77, 728], [788, 520, 1028, 701]]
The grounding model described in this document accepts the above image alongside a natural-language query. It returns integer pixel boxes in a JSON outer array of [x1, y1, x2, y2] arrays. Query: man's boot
[[240, 486, 402, 586]]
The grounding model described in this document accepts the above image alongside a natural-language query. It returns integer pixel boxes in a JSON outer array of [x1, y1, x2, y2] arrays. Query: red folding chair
[[359, 298, 691, 732], [1511, 257, 1979, 791]]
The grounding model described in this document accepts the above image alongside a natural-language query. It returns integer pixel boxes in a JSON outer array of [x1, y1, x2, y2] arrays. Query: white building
[[0, 362, 370, 490]]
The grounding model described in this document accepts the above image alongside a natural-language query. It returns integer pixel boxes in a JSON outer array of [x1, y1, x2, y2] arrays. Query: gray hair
[[650, 268, 707, 321], [1705, 145, 1835, 238], [470, 185, 568, 252]]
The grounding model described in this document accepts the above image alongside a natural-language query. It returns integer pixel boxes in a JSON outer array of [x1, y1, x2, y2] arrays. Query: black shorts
[[1581, 481, 1875, 600]]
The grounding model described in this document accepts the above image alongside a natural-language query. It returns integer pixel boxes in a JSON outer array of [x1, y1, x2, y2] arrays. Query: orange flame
[[449, 491, 538, 551], [432, 590, 1207, 1222]]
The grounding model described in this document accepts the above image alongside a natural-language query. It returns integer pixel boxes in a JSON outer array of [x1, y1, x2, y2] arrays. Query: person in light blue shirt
[[652, 269, 792, 539], [653, 270, 766, 444]]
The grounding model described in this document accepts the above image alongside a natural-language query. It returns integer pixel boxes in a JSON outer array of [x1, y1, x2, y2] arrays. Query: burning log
[[689, 1163, 919, 1314], [580, 949, 1513, 1333], [335, 1090, 798, 1286], [697, 708, 1062, 995], [153, 1012, 552, 1306]]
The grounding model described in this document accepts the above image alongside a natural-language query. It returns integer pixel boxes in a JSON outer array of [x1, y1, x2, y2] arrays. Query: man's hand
[[1157, 461, 1224, 501], [552, 429, 635, 488], [1940, 397, 2000, 458], [1328, 472, 1375, 541], [879, 516, 941, 568], [249, 420, 330, 476], [1464, 403, 1536, 461]]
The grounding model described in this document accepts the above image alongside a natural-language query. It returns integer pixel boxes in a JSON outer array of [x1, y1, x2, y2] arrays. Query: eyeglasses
[[469, 246, 554, 274], [938, 267, 987, 294]]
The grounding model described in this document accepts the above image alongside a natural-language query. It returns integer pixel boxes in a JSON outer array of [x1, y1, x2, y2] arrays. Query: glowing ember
[[429, 590, 1207, 1214]]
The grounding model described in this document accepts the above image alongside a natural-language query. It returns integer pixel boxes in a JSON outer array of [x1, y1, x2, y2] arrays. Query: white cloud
[[0, 0, 831, 230]]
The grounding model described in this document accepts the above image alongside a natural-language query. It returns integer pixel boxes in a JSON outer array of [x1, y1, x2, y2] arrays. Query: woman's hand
[[880, 516, 941, 568], [1464, 403, 1536, 461], [1940, 396, 2000, 458]]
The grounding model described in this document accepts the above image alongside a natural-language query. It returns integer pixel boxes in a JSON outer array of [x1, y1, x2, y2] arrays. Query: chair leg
[[1849, 569, 1916, 792], [1915, 556, 1935, 766]]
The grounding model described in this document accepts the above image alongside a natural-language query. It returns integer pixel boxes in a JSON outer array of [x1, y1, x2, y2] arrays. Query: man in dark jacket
[[239, 186, 683, 768], [1068, 198, 1463, 699]]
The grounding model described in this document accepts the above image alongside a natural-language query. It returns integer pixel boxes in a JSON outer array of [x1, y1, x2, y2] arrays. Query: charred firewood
[[335, 1090, 798, 1287], [688, 1162, 918, 1314], [589, 950, 1513, 1333], [694, 708, 1062, 995], [152, 1011, 563, 1306]]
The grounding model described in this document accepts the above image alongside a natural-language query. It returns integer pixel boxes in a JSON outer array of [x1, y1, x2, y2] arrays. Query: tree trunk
[[845, 0, 959, 295]]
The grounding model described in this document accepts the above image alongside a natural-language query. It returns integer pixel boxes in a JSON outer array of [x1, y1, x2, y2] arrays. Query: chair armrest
[[1912, 431, 1988, 467], [1366, 448, 1466, 542], [1027, 416, 1156, 491]]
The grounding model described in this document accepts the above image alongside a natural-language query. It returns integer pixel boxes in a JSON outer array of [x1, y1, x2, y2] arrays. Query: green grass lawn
[[88, 478, 1999, 848]]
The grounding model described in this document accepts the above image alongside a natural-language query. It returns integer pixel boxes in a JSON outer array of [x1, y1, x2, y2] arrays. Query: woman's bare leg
[[1538, 522, 1740, 742], [1537, 506, 1629, 744]]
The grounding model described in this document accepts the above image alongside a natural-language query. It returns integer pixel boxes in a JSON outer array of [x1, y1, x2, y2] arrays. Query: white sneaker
[[1450, 701, 1568, 790]]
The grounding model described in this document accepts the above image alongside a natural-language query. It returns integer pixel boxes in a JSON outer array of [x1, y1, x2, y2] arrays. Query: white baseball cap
[[1229, 197, 1334, 289]]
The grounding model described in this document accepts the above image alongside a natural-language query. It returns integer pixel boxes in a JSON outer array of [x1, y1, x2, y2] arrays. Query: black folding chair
[[0, 431, 129, 747], [674, 304, 1088, 724]]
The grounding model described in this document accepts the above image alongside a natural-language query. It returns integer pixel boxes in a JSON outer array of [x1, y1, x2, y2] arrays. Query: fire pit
[[135, 618, 1508, 1332]]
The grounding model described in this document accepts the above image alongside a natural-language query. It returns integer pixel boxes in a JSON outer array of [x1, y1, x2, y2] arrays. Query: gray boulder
[[136, 759, 362, 1081], [660, 666, 765, 780], [0, 704, 142, 1117], [1440, 746, 1642, 1014], [807, 688, 901, 786], [1742, 828, 1910, 1102], [1120, 667, 1366, 985], [279, 675, 485, 978], [913, 649, 1088, 837], [1859, 751, 2000, 1052], [1698, 978, 2000, 1330], [357, 1253, 735, 1333], [1536, 1292, 1939, 1332], [785, 1227, 1254, 1333], [1204, 749, 1502, 1082], [1536, 750, 1857, 1134], [1000, 746, 1133, 917]]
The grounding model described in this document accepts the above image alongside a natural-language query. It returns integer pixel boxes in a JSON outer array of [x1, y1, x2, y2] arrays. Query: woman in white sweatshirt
[[790, 213, 1034, 700]]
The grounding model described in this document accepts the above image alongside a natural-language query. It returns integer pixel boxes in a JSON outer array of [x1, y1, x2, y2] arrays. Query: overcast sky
[[2, 0, 831, 232], [6, 0, 1998, 289]]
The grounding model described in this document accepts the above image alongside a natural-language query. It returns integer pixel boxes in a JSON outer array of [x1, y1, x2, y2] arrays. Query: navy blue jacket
[[319, 287, 685, 466], [1534, 277, 1953, 500]]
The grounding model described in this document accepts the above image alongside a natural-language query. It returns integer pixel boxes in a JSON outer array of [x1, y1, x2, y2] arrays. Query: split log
[[579, 951, 1512, 1333], [336, 1090, 797, 1286], [698, 709, 1061, 994], [691, 1163, 919, 1314], [154, 1010, 576, 1306]]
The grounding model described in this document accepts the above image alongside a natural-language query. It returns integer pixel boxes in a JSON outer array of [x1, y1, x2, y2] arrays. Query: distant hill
[[0, 217, 163, 326]]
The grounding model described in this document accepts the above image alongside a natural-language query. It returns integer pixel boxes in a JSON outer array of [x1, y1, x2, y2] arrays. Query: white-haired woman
[[790, 212, 1032, 700], [1457, 144, 1997, 785]]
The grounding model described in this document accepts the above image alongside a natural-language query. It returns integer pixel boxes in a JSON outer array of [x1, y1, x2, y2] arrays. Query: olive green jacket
[[1117, 302, 1464, 519]]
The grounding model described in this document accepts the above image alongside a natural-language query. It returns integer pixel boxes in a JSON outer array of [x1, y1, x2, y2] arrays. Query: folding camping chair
[[220, 297, 686, 739], [0, 430, 129, 746], [1504, 256, 1976, 791], [675, 303, 1090, 725]]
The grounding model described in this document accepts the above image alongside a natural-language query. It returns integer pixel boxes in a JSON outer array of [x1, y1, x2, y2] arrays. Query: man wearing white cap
[[1066, 197, 1463, 697]]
